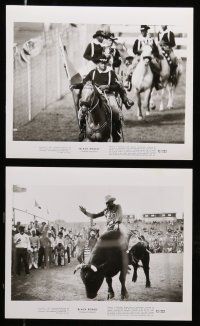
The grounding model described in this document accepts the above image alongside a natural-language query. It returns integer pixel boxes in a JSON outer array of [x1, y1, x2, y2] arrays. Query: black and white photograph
[[6, 6, 193, 159], [5, 167, 192, 320]]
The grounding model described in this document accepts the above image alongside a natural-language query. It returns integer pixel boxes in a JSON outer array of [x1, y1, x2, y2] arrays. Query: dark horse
[[80, 82, 120, 142]]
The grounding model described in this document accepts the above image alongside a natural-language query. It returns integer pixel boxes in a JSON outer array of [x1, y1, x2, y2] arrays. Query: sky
[[13, 184, 184, 224]]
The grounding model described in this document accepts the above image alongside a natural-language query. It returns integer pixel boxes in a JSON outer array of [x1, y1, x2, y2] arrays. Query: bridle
[[80, 84, 111, 137]]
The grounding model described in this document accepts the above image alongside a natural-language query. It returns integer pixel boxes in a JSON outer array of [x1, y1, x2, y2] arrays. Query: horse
[[155, 44, 182, 111], [80, 82, 121, 142], [131, 45, 154, 120]]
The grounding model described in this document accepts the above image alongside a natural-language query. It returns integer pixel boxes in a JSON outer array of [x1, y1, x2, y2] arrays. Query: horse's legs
[[106, 277, 115, 299], [132, 264, 138, 282], [134, 91, 143, 120], [143, 88, 153, 116], [119, 270, 129, 300], [108, 94, 121, 142], [159, 88, 165, 111], [149, 88, 156, 110], [141, 254, 151, 288], [166, 83, 174, 110]]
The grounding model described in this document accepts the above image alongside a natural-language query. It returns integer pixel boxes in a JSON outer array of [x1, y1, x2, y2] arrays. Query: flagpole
[[58, 35, 79, 126]]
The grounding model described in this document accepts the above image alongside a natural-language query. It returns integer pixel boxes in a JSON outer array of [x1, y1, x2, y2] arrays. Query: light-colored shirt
[[29, 235, 40, 249], [14, 232, 30, 249]]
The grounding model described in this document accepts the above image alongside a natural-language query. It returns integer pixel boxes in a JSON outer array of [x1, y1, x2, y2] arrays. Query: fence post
[[27, 60, 31, 121], [56, 28, 61, 99]]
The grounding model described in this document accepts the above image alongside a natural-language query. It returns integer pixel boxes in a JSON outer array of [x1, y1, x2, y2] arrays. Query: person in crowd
[[34, 220, 40, 236], [47, 231, 55, 265], [75, 55, 134, 141], [120, 56, 134, 91], [13, 225, 30, 275], [76, 233, 86, 263], [88, 229, 98, 251], [83, 30, 106, 64], [54, 231, 65, 266], [64, 234, 72, 264], [38, 231, 51, 269], [29, 229, 40, 269]]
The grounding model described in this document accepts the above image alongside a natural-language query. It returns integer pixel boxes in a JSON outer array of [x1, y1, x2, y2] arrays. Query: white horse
[[131, 45, 154, 120]]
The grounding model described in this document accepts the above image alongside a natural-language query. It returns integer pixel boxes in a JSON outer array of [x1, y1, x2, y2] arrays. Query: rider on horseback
[[73, 55, 134, 141], [103, 32, 122, 70], [158, 25, 178, 82], [132, 25, 162, 90]]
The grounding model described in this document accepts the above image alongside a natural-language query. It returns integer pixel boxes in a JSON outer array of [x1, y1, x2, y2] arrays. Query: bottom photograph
[[5, 167, 192, 320]]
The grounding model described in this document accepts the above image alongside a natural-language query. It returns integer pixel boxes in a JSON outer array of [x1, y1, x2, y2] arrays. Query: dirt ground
[[12, 253, 183, 302], [13, 62, 186, 143]]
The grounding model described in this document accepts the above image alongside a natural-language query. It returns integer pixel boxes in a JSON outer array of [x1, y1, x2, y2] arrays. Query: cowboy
[[103, 32, 122, 69], [83, 30, 106, 64], [133, 25, 159, 57], [158, 25, 177, 79], [76, 55, 134, 141], [79, 195, 123, 232], [133, 25, 162, 90]]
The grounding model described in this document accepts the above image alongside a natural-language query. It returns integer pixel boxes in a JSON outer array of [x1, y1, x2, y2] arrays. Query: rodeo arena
[[11, 185, 184, 302], [13, 22, 186, 143]]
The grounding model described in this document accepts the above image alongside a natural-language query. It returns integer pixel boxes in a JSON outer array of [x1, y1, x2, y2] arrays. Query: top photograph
[[6, 6, 193, 159]]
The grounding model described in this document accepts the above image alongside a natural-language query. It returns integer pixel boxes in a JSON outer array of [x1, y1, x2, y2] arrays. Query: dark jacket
[[83, 42, 103, 63], [83, 68, 120, 93], [158, 30, 176, 48]]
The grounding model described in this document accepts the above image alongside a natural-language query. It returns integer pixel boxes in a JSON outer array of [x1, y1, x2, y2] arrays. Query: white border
[[6, 6, 193, 160], [5, 167, 192, 320]]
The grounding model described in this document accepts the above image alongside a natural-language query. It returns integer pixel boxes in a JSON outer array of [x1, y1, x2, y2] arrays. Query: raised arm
[[79, 206, 104, 219]]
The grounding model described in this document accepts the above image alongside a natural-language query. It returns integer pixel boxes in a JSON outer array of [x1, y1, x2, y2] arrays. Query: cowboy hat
[[125, 56, 134, 61], [96, 54, 110, 64], [105, 195, 116, 204], [140, 25, 150, 31], [93, 30, 106, 38], [105, 32, 118, 41]]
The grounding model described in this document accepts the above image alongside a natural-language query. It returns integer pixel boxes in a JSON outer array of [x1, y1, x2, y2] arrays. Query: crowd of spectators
[[12, 220, 99, 276], [128, 219, 184, 253], [12, 218, 184, 276]]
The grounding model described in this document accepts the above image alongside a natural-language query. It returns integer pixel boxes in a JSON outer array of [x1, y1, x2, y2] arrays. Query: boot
[[118, 86, 134, 110]]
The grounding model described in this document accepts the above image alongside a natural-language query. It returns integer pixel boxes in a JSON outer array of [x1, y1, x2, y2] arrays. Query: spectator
[[54, 232, 65, 266], [38, 232, 51, 269], [29, 229, 40, 269], [13, 225, 30, 275]]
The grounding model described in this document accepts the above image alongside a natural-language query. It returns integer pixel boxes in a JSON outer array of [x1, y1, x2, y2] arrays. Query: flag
[[34, 200, 41, 209], [13, 185, 27, 193], [58, 35, 82, 85]]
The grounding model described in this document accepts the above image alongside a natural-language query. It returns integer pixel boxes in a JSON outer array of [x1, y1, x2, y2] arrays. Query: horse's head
[[141, 45, 153, 66], [80, 81, 96, 111]]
